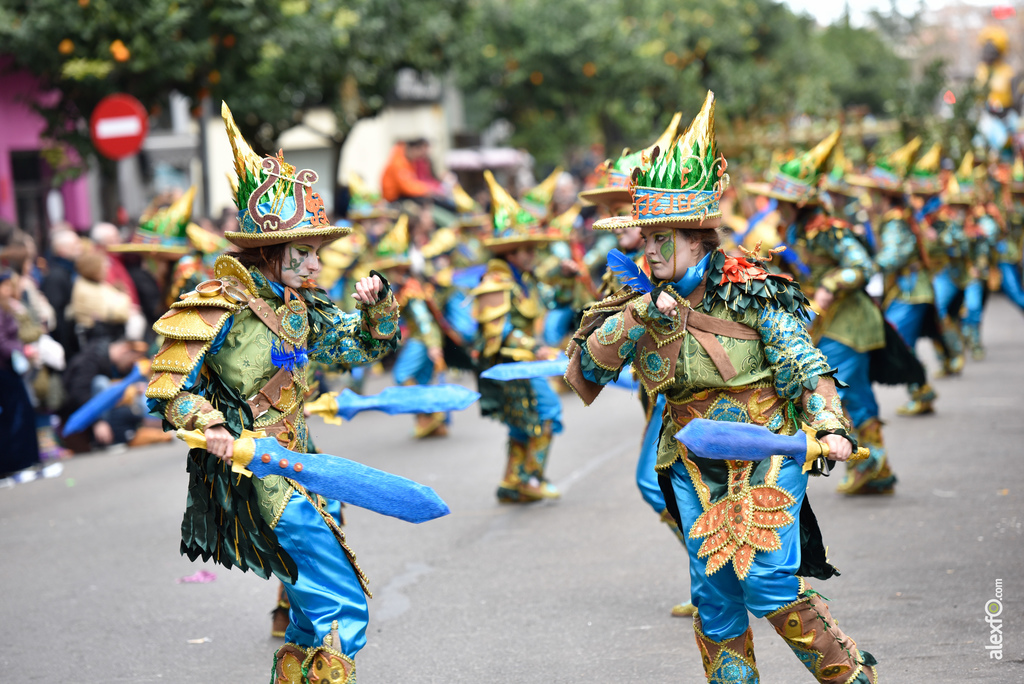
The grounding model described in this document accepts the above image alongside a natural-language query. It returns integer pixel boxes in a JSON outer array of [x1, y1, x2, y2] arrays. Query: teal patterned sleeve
[[875, 219, 917, 274], [309, 289, 401, 369], [758, 304, 848, 434], [819, 231, 877, 293]]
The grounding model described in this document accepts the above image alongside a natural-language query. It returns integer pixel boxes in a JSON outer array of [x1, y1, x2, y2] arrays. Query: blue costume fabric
[[274, 491, 368, 655], [963, 280, 985, 328], [542, 305, 578, 347], [636, 393, 667, 513], [393, 338, 435, 386], [885, 299, 928, 348], [999, 262, 1024, 311], [817, 338, 878, 429], [670, 459, 806, 641], [931, 269, 960, 319]]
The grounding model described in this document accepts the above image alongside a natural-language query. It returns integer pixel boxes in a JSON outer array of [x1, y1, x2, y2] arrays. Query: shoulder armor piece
[[470, 259, 516, 296], [214, 254, 259, 293], [153, 306, 234, 342]]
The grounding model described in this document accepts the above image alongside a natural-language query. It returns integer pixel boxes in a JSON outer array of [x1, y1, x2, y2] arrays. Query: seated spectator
[[70, 250, 136, 343], [0, 270, 40, 475], [381, 140, 444, 203], [41, 229, 83, 358], [90, 222, 139, 305], [61, 338, 165, 449]]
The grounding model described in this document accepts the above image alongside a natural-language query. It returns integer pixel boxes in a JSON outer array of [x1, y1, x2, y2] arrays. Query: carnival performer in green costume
[[472, 171, 564, 503], [565, 92, 877, 683], [146, 103, 400, 684], [748, 131, 897, 496]]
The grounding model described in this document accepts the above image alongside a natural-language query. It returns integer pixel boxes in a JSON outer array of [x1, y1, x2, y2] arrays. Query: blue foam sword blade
[[674, 418, 809, 464], [63, 363, 146, 436], [333, 384, 480, 420], [250, 438, 450, 523], [480, 356, 570, 381]]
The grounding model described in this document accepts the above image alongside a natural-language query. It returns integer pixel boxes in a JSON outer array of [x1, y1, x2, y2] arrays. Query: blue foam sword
[[63, 362, 147, 436], [674, 418, 868, 475], [176, 429, 450, 523], [481, 356, 637, 391], [306, 384, 480, 425]]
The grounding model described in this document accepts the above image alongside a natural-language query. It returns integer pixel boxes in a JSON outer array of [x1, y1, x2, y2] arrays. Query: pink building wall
[[0, 70, 92, 231]]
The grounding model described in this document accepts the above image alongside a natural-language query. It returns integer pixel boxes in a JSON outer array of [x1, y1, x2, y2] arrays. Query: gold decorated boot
[[765, 587, 878, 683], [271, 643, 305, 684], [496, 438, 541, 503], [303, 620, 356, 683], [524, 423, 560, 499], [896, 382, 935, 416], [836, 418, 896, 495], [693, 614, 759, 683]]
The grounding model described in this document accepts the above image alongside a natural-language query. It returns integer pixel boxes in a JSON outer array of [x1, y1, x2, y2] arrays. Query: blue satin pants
[[670, 460, 805, 642], [963, 280, 985, 327], [932, 269, 960, 319], [999, 262, 1024, 311], [885, 300, 928, 349], [275, 491, 368, 656], [541, 306, 577, 347], [636, 394, 667, 513], [393, 339, 435, 386], [818, 337, 879, 429]]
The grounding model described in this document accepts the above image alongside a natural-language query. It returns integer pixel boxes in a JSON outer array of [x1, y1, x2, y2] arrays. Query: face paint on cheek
[[659, 236, 675, 262]]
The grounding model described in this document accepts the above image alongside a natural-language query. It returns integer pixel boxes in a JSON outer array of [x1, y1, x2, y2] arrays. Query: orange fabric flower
[[719, 255, 769, 285]]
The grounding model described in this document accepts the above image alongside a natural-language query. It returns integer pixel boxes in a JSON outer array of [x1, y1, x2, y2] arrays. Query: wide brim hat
[[221, 102, 351, 248], [483, 170, 562, 252], [577, 169, 633, 208], [593, 91, 727, 231], [109, 186, 195, 259]]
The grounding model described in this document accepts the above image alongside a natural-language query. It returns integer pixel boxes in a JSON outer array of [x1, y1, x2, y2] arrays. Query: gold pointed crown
[[549, 203, 583, 238], [579, 112, 684, 208], [747, 129, 840, 205], [221, 102, 349, 247], [945, 151, 975, 205], [521, 166, 563, 218], [593, 90, 728, 230], [907, 142, 943, 195], [847, 136, 921, 194], [483, 170, 559, 252]]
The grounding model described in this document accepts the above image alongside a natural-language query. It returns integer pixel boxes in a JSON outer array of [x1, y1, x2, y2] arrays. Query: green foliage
[[0, 0, 468, 176], [456, 0, 910, 166]]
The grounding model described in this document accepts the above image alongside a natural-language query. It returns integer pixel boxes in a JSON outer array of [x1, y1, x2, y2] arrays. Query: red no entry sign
[[90, 94, 149, 160]]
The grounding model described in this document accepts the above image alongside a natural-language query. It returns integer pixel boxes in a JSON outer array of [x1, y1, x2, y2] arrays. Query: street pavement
[[2, 297, 1023, 683]]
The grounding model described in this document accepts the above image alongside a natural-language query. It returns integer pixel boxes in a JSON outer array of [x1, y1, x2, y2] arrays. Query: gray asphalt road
[[2, 297, 1023, 683]]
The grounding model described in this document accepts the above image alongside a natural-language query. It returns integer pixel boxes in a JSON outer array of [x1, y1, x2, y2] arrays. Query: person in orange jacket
[[381, 140, 443, 202]]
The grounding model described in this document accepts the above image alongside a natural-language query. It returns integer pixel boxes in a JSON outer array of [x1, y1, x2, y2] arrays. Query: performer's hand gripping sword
[[675, 418, 869, 475], [176, 429, 450, 523]]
